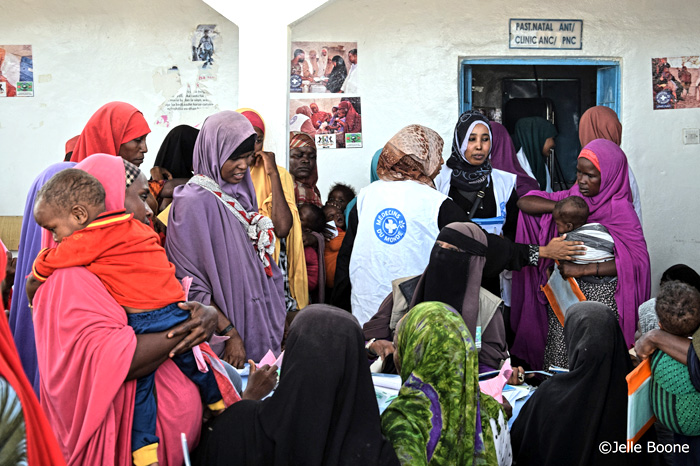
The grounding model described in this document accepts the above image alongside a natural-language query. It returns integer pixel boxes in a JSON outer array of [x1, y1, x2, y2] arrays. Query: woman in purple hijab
[[511, 139, 650, 370], [165, 111, 286, 368], [9, 162, 75, 397]]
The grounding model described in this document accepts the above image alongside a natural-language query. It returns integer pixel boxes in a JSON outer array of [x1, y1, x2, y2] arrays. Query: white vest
[[350, 180, 447, 326]]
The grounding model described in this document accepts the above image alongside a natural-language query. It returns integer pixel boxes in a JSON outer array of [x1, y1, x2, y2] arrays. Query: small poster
[[191, 25, 219, 70], [652, 56, 700, 110], [0, 45, 33, 97], [290, 97, 362, 149], [289, 41, 358, 94]]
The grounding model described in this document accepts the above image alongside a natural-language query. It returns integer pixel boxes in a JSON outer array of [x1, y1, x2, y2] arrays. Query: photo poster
[[0, 45, 33, 97], [191, 24, 219, 71], [652, 56, 700, 110], [289, 41, 358, 95], [290, 97, 362, 149]]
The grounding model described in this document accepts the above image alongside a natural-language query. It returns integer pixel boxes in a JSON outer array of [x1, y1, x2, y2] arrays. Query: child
[[27, 167, 230, 466], [638, 264, 700, 335], [552, 195, 614, 266], [323, 203, 346, 289], [298, 203, 326, 299], [649, 280, 700, 437], [327, 182, 356, 213]]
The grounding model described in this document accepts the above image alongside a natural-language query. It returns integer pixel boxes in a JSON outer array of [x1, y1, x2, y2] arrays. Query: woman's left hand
[[558, 261, 588, 279], [506, 366, 526, 385], [167, 301, 218, 357]]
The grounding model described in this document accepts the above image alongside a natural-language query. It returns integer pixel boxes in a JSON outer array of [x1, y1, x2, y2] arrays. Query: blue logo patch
[[374, 208, 407, 244]]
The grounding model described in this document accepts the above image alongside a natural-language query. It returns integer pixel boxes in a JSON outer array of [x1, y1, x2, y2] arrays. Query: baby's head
[[299, 203, 326, 247], [33, 169, 106, 243], [553, 196, 589, 235], [327, 183, 356, 212], [323, 203, 346, 231], [655, 280, 700, 337]]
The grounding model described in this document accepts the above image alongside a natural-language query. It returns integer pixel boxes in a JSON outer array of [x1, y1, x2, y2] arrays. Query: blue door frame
[[460, 58, 621, 116]]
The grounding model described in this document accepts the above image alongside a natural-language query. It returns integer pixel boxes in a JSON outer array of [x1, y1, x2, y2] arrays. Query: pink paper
[[478, 359, 513, 403], [258, 349, 278, 367]]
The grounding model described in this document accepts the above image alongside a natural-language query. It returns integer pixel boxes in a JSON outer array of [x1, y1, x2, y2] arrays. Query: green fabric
[[650, 350, 700, 436], [0, 377, 28, 466], [512, 117, 557, 191], [693, 326, 700, 362], [380, 302, 504, 465]]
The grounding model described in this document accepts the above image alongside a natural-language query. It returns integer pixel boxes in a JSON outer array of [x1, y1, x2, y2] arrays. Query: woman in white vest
[[435, 111, 519, 305]]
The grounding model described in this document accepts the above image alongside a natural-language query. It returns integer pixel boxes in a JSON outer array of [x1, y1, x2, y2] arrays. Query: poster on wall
[[652, 56, 700, 110], [0, 45, 33, 97], [290, 97, 362, 149], [289, 41, 358, 94]]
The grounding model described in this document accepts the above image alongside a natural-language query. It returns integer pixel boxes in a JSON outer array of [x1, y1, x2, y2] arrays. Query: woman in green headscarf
[[381, 302, 511, 466], [512, 116, 557, 192]]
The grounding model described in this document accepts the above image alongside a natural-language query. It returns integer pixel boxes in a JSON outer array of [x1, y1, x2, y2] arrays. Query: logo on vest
[[374, 208, 407, 244]]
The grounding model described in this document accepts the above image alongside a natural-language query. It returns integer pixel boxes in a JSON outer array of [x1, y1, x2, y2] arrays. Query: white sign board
[[509, 19, 583, 49]]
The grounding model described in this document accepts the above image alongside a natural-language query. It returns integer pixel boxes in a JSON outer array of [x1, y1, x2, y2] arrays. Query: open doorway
[[460, 58, 620, 190]]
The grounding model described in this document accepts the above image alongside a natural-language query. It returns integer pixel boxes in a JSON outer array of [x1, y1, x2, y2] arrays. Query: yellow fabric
[[133, 442, 159, 466], [208, 399, 226, 411], [157, 204, 171, 227], [250, 160, 309, 309]]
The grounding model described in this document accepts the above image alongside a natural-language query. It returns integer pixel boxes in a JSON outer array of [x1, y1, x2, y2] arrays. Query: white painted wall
[[292, 0, 700, 289], [0, 0, 239, 215]]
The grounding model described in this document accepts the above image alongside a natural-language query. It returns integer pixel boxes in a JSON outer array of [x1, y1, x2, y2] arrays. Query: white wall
[[0, 0, 238, 215], [292, 0, 700, 289]]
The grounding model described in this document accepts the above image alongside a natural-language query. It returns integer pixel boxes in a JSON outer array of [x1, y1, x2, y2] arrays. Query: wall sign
[[509, 19, 583, 50]]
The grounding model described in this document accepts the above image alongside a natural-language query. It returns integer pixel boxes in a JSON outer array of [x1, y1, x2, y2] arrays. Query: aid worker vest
[[350, 180, 447, 326]]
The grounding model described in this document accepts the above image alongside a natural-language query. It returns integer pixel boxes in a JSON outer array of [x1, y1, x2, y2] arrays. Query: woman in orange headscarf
[[70, 101, 151, 166]]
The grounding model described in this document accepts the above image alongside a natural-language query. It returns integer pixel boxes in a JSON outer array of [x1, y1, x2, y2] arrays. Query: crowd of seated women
[[1, 100, 698, 466]]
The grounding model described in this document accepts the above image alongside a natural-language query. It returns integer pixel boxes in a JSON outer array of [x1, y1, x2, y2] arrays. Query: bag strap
[[467, 190, 486, 220]]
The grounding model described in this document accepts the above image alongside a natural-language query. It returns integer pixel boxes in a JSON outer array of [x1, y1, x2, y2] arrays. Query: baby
[[27, 167, 227, 466], [649, 281, 700, 436], [552, 196, 614, 266], [298, 203, 327, 295], [326, 182, 356, 213], [323, 203, 346, 290]]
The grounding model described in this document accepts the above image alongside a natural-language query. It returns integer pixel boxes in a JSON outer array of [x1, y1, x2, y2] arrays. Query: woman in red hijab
[[70, 101, 151, 166]]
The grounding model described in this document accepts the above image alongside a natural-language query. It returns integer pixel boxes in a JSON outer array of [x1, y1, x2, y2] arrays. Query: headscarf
[[152, 125, 199, 179], [512, 302, 633, 466], [489, 121, 540, 197], [661, 264, 700, 292], [579, 106, 622, 147], [511, 139, 650, 368], [338, 100, 361, 133], [446, 110, 493, 192], [295, 105, 313, 118], [242, 109, 309, 310], [9, 162, 76, 397], [193, 305, 399, 465], [123, 159, 140, 188], [381, 302, 506, 465], [70, 101, 151, 163], [64, 135, 79, 157], [166, 111, 286, 362], [326, 56, 347, 93], [289, 131, 323, 207], [33, 154, 202, 465], [376, 125, 444, 188], [512, 116, 557, 191]]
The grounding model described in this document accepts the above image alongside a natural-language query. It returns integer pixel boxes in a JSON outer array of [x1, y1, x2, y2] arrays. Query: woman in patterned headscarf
[[381, 302, 510, 465]]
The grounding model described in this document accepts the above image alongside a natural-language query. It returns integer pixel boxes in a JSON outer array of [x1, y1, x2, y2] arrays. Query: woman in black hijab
[[149, 125, 200, 213], [511, 301, 648, 466], [326, 55, 347, 93], [193, 304, 399, 466]]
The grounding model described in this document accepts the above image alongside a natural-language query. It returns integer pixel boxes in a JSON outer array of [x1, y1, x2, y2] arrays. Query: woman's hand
[[222, 328, 247, 368], [369, 339, 395, 360], [242, 360, 278, 400], [557, 261, 589, 279], [506, 366, 526, 385], [539, 235, 586, 261], [167, 301, 218, 357], [259, 151, 280, 178], [150, 166, 173, 181]]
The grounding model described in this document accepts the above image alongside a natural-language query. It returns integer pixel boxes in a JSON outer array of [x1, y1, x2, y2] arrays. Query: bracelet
[[217, 323, 234, 336], [365, 338, 377, 357], [596, 263, 599, 276]]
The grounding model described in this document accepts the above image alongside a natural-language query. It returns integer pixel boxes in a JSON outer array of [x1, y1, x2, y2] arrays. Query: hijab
[[446, 110, 493, 192], [152, 125, 199, 179], [512, 302, 633, 466], [579, 106, 622, 147], [326, 56, 347, 93], [193, 305, 399, 466], [166, 111, 285, 362], [376, 124, 444, 188], [9, 162, 76, 397], [512, 116, 557, 191], [296, 106, 313, 118], [0, 242, 67, 466], [489, 120, 540, 196], [70, 101, 151, 163], [237, 108, 265, 133], [511, 139, 650, 368], [381, 302, 506, 465], [338, 100, 361, 133]]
